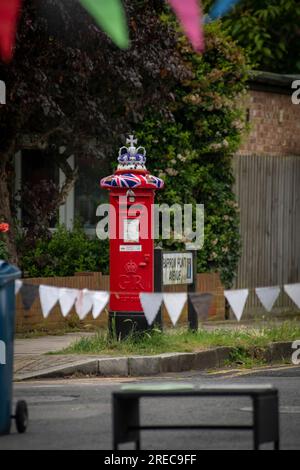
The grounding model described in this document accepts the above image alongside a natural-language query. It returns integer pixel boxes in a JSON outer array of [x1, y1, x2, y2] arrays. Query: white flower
[[166, 168, 178, 176]]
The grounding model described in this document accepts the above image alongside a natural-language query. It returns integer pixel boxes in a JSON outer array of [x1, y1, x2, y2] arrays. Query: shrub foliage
[[137, 21, 250, 287]]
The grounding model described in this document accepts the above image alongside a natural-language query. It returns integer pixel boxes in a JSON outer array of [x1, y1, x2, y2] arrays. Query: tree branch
[[20, 126, 73, 151]]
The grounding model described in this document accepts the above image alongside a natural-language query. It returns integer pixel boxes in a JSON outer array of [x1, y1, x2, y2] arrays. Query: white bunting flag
[[59, 288, 79, 318], [91, 291, 109, 319], [75, 289, 93, 320], [140, 293, 163, 326], [39, 285, 60, 319], [284, 283, 300, 309], [224, 289, 249, 321], [255, 286, 280, 312], [163, 293, 187, 326], [15, 279, 23, 295]]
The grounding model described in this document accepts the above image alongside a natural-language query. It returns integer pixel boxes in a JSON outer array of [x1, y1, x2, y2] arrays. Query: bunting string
[[13, 281, 300, 326]]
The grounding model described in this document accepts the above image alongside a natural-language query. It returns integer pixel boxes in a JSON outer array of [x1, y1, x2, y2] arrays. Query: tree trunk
[[0, 166, 18, 264], [55, 155, 78, 207]]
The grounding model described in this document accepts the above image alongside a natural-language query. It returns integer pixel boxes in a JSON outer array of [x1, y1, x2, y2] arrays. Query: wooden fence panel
[[233, 154, 300, 315]]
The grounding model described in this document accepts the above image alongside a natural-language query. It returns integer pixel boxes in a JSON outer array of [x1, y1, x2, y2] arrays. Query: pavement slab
[[14, 332, 94, 355], [14, 355, 102, 381]]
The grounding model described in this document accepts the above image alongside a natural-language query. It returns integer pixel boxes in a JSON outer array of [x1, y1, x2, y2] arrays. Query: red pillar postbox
[[100, 136, 164, 337]]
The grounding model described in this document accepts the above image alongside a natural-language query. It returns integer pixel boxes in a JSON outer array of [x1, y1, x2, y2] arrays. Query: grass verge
[[56, 321, 300, 368]]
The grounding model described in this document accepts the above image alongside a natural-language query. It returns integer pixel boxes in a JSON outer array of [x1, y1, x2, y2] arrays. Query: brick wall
[[197, 273, 225, 319], [239, 90, 300, 156], [16, 272, 108, 333], [16, 272, 225, 333]]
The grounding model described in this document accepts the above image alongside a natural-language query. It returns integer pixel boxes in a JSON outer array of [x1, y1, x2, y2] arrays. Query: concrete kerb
[[265, 341, 294, 363], [99, 357, 129, 376], [128, 355, 161, 376], [14, 341, 295, 381], [215, 347, 233, 367]]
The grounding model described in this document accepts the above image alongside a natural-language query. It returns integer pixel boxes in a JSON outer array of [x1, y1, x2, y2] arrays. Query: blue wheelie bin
[[0, 261, 28, 435]]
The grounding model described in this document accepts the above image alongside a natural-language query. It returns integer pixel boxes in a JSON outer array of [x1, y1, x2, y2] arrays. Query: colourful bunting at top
[[0, 0, 240, 63], [208, 0, 241, 21], [0, 0, 22, 62], [167, 0, 204, 53], [0, 0, 207, 62], [79, 0, 129, 50]]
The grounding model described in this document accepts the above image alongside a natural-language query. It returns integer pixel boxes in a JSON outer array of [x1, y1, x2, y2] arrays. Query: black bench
[[112, 383, 280, 450]]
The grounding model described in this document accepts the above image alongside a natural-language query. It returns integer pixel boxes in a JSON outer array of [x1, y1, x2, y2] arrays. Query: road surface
[[0, 366, 299, 450]]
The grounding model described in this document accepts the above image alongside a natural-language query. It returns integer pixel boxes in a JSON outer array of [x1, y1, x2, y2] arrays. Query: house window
[[15, 152, 110, 235], [18, 150, 59, 228], [74, 156, 109, 232]]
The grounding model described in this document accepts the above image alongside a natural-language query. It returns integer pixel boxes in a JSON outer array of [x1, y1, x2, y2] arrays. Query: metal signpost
[[156, 250, 198, 331]]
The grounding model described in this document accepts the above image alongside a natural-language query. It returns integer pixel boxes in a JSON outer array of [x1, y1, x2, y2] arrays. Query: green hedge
[[0, 240, 8, 261], [19, 224, 109, 278]]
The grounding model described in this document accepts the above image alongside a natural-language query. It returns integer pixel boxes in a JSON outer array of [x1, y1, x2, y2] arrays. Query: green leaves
[[222, 0, 300, 73], [79, 0, 129, 49], [19, 224, 109, 277], [136, 22, 249, 287], [0, 240, 8, 261]]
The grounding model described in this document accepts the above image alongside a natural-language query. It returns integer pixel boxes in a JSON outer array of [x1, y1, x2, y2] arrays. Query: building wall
[[239, 89, 300, 156], [233, 86, 300, 315]]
